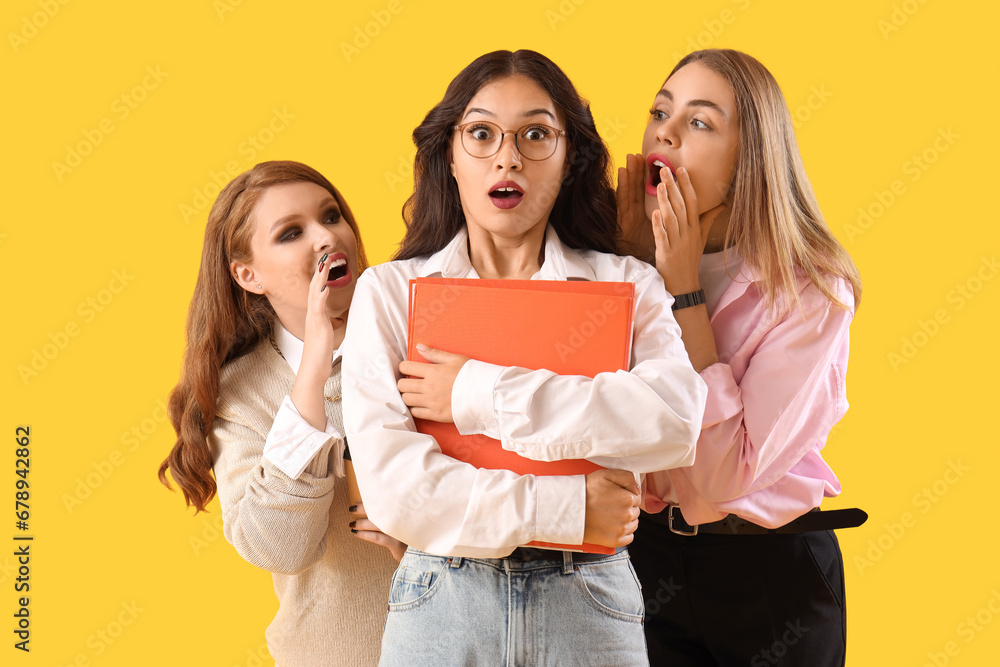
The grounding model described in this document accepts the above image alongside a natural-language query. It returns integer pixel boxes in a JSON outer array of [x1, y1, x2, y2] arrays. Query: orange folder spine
[[406, 277, 636, 554]]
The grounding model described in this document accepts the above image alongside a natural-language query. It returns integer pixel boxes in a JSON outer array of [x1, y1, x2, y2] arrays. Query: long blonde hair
[[159, 161, 369, 512], [671, 49, 861, 311]]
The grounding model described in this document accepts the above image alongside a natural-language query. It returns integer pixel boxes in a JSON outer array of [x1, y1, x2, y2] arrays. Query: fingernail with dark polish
[[318, 253, 329, 265], [350, 529, 358, 534]]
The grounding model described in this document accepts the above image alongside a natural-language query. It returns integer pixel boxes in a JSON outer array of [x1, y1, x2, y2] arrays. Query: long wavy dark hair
[[395, 49, 617, 260], [159, 160, 369, 512]]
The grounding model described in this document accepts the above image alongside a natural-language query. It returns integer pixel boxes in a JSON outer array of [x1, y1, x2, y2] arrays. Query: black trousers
[[630, 515, 846, 667]]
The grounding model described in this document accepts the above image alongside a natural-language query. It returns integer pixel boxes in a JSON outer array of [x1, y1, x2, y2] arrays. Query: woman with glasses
[[342, 50, 707, 666]]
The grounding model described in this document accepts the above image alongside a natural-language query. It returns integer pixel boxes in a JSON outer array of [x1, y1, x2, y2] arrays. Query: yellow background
[[3, 0, 997, 665]]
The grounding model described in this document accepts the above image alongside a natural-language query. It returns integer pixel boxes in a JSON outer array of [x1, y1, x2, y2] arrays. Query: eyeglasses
[[453, 121, 567, 161]]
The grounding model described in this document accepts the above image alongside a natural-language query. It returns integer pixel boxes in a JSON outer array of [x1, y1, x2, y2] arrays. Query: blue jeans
[[379, 547, 648, 666]]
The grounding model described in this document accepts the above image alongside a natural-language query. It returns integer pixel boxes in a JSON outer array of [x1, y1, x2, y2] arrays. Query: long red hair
[[158, 161, 369, 512]]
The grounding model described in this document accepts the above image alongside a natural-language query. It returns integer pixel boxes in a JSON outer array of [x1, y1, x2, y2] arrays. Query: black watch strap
[[671, 289, 706, 311]]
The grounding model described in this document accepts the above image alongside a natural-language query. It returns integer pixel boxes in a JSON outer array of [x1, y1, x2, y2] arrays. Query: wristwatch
[[671, 289, 706, 311]]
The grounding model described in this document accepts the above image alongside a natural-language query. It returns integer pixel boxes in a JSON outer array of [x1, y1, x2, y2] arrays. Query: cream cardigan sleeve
[[210, 347, 341, 575]]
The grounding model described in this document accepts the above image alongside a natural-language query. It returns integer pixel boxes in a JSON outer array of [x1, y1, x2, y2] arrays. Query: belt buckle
[[667, 505, 698, 536]]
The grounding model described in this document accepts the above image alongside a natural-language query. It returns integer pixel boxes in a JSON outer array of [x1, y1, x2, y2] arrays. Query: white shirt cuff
[[263, 395, 344, 479], [452, 359, 503, 437], [535, 474, 587, 545]]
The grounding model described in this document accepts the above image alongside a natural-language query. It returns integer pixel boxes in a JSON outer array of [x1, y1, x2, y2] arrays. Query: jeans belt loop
[[668, 505, 698, 536], [448, 556, 463, 569], [561, 550, 575, 575]]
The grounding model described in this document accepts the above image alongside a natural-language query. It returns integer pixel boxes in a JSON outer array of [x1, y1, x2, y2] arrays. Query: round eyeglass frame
[[452, 121, 567, 161]]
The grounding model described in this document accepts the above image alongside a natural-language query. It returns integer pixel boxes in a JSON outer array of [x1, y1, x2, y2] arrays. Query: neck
[[703, 206, 732, 254], [277, 312, 347, 350], [467, 223, 547, 280]]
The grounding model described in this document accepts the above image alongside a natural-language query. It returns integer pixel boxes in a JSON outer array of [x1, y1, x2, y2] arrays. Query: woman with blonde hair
[[618, 49, 862, 665], [160, 160, 402, 666]]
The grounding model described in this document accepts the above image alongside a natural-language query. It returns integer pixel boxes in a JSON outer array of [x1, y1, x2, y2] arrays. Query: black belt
[[642, 506, 868, 536], [504, 546, 627, 562]]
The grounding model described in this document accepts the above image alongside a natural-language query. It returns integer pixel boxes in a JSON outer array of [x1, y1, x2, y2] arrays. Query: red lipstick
[[488, 180, 524, 210], [645, 153, 678, 197], [325, 253, 352, 288]]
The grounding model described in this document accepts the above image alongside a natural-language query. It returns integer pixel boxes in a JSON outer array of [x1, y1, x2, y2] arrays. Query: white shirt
[[342, 226, 707, 558], [261, 322, 345, 479]]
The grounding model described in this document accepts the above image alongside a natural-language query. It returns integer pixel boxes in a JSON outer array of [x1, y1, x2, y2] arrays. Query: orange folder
[[407, 277, 636, 554]]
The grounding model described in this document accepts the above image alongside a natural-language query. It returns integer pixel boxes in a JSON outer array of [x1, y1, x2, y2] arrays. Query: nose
[[493, 132, 522, 170], [655, 117, 679, 147], [313, 223, 336, 252]]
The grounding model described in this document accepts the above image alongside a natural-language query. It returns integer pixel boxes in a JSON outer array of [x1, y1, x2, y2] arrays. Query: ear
[[230, 260, 263, 294]]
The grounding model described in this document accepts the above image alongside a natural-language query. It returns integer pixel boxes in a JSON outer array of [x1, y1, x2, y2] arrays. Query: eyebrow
[[656, 89, 729, 120], [268, 197, 339, 233], [462, 107, 558, 122]]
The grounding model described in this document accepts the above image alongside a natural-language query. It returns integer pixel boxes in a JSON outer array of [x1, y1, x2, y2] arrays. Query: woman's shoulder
[[217, 339, 290, 413], [727, 261, 854, 314], [358, 256, 427, 286], [790, 268, 855, 313]]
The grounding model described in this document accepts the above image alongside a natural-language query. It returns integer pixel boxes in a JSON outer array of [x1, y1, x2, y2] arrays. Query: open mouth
[[489, 181, 524, 209], [646, 154, 677, 196], [326, 257, 349, 284]]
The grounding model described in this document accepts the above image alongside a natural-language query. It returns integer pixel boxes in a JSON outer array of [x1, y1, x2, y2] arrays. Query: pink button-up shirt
[[644, 261, 855, 528]]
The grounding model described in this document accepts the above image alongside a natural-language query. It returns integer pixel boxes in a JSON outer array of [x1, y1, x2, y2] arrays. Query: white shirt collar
[[419, 225, 597, 281], [273, 321, 341, 375]]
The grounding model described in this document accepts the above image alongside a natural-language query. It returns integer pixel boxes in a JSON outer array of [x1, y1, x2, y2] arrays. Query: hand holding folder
[[406, 277, 637, 554]]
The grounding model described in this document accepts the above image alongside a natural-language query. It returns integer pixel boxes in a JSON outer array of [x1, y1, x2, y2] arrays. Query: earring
[[257, 283, 263, 291]]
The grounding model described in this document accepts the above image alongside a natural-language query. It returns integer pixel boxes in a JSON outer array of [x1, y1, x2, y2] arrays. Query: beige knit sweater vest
[[211, 340, 396, 666]]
